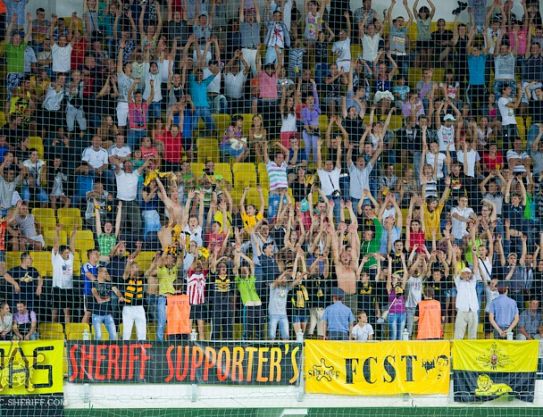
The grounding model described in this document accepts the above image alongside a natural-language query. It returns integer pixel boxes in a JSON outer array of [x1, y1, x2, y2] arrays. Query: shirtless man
[[328, 196, 360, 314], [156, 176, 186, 252]]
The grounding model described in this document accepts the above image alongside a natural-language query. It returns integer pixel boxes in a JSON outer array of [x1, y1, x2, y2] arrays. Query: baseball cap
[[444, 114, 456, 122]]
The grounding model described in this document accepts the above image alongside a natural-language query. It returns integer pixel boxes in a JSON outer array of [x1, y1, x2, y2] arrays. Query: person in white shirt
[[51, 224, 76, 324], [506, 138, 530, 174], [143, 60, 163, 120], [456, 139, 481, 178], [351, 311, 374, 341], [49, 16, 73, 74], [108, 134, 132, 164], [454, 264, 480, 339], [498, 84, 522, 148], [224, 51, 250, 112], [114, 158, 151, 242], [451, 196, 475, 242], [81, 136, 110, 173], [434, 105, 460, 153], [332, 22, 352, 72], [317, 137, 342, 222], [359, 20, 382, 65]]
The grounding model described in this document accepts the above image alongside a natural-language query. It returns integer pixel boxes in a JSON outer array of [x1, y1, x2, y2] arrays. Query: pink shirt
[[258, 71, 278, 99], [508, 29, 528, 56]]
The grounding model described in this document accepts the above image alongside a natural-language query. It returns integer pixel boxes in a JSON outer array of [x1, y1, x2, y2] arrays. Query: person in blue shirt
[[81, 248, 100, 325], [323, 287, 354, 340], [188, 65, 219, 136]]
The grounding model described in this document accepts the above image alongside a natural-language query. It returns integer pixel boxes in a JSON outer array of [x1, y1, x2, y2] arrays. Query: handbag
[[380, 296, 399, 321]]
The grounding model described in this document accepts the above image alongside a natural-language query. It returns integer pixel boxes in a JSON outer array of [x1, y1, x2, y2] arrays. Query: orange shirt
[[417, 299, 442, 340], [166, 294, 191, 335]]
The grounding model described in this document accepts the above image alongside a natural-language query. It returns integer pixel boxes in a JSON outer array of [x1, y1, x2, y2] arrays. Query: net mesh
[[0, 0, 542, 412]]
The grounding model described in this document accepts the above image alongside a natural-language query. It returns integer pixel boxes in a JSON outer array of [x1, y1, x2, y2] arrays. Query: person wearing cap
[[435, 99, 461, 153], [322, 287, 354, 340], [517, 296, 543, 340], [488, 285, 519, 339], [453, 255, 479, 339]]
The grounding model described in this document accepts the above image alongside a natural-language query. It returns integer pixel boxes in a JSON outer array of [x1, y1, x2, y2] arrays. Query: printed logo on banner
[[67, 341, 302, 385], [0, 341, 64, 395], [304, 340, 451, 395]]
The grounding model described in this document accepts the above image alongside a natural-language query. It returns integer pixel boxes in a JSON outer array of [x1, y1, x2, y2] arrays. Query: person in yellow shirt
[[422, 176, 450, 240], [240, 186, 265, 235]]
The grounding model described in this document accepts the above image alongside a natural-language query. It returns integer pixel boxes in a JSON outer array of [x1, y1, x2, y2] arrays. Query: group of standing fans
[[1, 0, 543, 343]]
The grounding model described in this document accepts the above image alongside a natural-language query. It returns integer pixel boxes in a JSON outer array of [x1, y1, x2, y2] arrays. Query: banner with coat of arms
[[452, 340, 539, 402]]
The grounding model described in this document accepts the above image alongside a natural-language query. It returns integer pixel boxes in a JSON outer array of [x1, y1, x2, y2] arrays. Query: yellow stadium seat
[[7, 251, 21, 269], [318, 115, 329, 134], [388, 115, 403, 131], [57, 208, 82, 221], [196, 137, 220, 163], [212, 114, 231, 132], [232, 163, 257, 188], [0, 111, 6, 128], [190, 162, 205, 177], [241, 113, 254, 133], [40, 330, 65, 340], [32, 208, 55, 220], [57, 208, 83, 230], [443, 323, 454, 340], [65, 323, 90, 339], [213, 162, 233, 184], [135, 251, 156, 273], [37, 216, 57, 231], [74, 230, 95, 253], [44, 229, 67, 249], [245, 187, 268, 209], [73, 252, 81, 275], [27, 136, 44, 159], [147, 324, 157, 341], [39, 322, 63, 335], [432, 68, 445, 83], [30, 251, 52, 277], [408, 68, 422, 89], [351, 44, 362, 60], [516, 116, 526, 141], [257, 163, 269, 188]]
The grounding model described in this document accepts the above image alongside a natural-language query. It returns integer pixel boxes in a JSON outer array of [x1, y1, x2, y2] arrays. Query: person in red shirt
[[70, 30, 88, 71], [482, 142, 504, 174], [159, 122, 183, 171]]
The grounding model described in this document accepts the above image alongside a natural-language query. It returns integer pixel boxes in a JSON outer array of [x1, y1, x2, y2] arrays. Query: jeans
[[122, 305, 147, 340], [269, 314, 289, 340], [146, 294, 159, 323], [148, 101, 162, 120], [22, 187, 49, 203], [194, 106, 216, 133], [242, 305, 261, 340], [528, 123, 540, 152], [476, 281, 484, 309], [328, 331, 349, 340], [66, 104, 87, 132], [92, 314, 117, 341], [268, 192, 289, 219], [493, 79, 516, 99], [388, 312, 406, 340], [142, 210, 161, 238], [302, 131, 319, 164], [315, 63, 328, 89], [157, 295, 167, 341], [327, 195, 342, 224], [127, 129, 146, 151]]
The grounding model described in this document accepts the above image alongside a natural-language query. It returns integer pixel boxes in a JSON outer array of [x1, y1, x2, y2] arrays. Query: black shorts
[[483, 316, 493, 334], [190, 303, 208, 321], [52, 287, 75, 309]]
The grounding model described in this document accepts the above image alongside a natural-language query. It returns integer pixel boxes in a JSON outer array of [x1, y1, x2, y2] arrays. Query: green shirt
[[5, 42, 26, 74], [235, 275, 261, 306], [157, 266, 177, 295], [97, 234, 117, 257]]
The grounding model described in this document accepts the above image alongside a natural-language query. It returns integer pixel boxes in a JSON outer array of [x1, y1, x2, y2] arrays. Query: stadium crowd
[[0, 0, 543, 343]]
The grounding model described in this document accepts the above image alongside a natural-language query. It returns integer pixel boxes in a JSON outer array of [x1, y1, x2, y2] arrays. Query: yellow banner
[[452, 340, 538, 373], [0, 340, 64, 395], [305, 340, 450, 395]]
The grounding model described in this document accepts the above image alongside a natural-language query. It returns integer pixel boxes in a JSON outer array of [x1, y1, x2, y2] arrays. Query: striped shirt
[[187, 270, 206, 305], [266, 161, 288, 191], [124, 277, 145, 306]]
